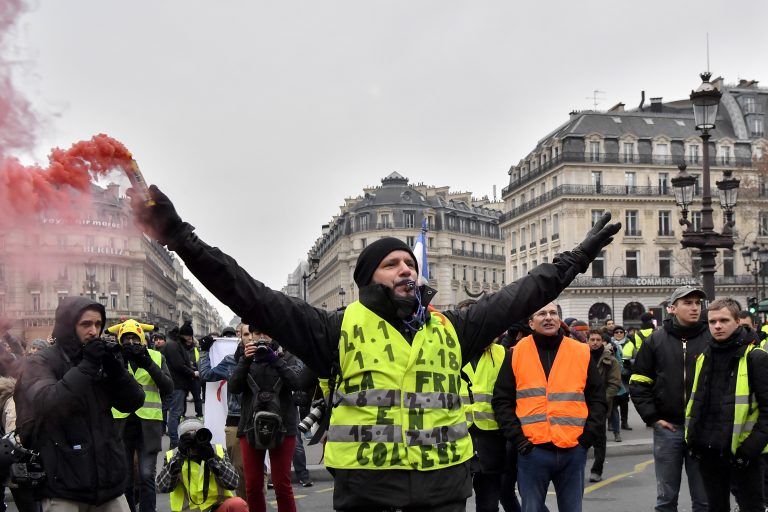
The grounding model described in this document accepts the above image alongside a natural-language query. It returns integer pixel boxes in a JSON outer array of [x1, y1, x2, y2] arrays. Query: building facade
[[0, 184, 222, 340], [306, 173, 506, 311], [500, 77, 768, 327]]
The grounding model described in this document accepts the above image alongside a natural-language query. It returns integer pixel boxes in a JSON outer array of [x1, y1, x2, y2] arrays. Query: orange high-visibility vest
[[512, 335, 589, 448]]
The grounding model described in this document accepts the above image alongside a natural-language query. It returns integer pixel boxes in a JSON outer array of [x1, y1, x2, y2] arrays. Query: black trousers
[[591, 424, 607, 475], [699, 453, 764, 512]]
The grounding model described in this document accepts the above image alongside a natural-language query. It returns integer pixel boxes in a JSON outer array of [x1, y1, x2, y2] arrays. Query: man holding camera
[[108, 319, 174, 512], [129, 185, 619, 511], [157, 418, 246, 512], [14, 296, 145, 511]]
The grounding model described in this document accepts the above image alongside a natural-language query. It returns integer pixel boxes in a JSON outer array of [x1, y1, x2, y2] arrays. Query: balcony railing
[[552, 233, 560, 240], [500, 184, 678, 224], [502, 151, 754, 196], [450, 249, 505, 262], [657, 230, 675, 237], [570, 274, 756, 287], [624, 230, 642, 237]]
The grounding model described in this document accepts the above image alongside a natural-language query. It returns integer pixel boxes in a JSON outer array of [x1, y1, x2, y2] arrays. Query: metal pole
[[698, 132, 716, 300]]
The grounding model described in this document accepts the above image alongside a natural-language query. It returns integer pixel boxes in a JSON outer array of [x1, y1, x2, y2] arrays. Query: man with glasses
[[493, 303, 607, 512]]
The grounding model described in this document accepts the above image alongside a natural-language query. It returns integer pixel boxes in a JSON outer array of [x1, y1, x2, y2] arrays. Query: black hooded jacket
[[629, 317, 709, 426], [14, 297, 145, 505], [685, 326, 768, 458]]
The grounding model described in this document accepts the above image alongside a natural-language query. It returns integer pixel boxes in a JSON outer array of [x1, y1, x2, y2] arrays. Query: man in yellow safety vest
[[157, 419, 246, 512], [685, 298, 768, 512], [130, 184, 620, 511], [109, 319, 174, 512]]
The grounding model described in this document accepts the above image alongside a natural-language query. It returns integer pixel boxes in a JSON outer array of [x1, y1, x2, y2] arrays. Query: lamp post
[[741, 241, 768, 300], [671, 72, 740, 301], [146, 291, 154, 323], [85, 263, 97, 299], [610, 267, 625, 323], [338, 287, 346, 308], [321, 302, 327, 309], [301, 257, 320, 302]]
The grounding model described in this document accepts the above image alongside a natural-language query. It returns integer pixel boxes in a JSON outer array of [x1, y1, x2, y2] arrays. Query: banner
[[203, 338, 238, 447]]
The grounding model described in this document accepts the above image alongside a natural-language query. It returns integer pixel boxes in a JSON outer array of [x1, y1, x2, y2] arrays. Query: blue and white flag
[[413, 218, 429, 286]]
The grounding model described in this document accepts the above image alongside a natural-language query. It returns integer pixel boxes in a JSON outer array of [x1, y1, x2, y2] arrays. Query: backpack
[[245, 374, 285, 450]]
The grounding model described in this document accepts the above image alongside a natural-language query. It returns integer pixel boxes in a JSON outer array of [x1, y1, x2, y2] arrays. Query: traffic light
[[748, 297, 759, 315]]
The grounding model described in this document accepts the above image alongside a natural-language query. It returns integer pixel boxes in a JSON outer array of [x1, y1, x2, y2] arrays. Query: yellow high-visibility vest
[[165, 444, 233, 512], [461, 344, 506, 430], [113, 349, 164, 421], [325, 301, 473, 471], [685, 345, 768, 454]]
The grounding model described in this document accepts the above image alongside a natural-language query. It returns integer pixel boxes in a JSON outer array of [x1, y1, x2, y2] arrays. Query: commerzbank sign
[[630, 277, 700, 286]]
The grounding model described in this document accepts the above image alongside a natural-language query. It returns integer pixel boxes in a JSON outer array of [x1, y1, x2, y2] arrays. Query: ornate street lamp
[[338, 287, 346, 308], [84, 263, 97, 299], [301, 257, 320, 302], [671, 72, 739, 301], [742, 241, 768, 301], [716, 170, 740, 234]]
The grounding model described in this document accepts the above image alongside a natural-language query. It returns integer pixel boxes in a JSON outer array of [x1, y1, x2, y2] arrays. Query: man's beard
[[386, 287, 419, 320]]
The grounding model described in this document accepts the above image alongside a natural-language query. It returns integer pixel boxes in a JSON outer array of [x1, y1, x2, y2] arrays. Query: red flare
[[0, 134, 140, 227]]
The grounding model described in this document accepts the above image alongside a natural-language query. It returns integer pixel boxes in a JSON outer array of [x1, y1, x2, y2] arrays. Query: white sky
[[9, 1, 768, 321]]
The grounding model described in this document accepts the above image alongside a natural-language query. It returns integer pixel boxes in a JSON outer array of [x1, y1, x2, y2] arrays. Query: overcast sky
[[9, 1, 768, 322]]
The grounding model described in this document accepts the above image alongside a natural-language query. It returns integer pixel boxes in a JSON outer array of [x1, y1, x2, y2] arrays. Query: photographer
[[157, 418, 246, 512], [14, 297, 145, 511], [228, 329, 313, 512], [108, 319, 174, 512]]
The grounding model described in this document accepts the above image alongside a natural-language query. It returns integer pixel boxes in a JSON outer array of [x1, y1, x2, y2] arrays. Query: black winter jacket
[[228, 348, 314, 438], [163, 337, 196, 391], [164, 230, 598, 508], [14, 297, 145, 505], [686, 327, 768, 459], [492, 334, 607, 449], [629, 317, 709, 426]]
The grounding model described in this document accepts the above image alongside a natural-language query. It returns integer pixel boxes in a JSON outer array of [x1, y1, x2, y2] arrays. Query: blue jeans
[[653, 425, 707, 512], [292, 434, 310, 481], [123, 424, 159, 512], [517, 445, 587, 512], [168, 389, 187, 446]]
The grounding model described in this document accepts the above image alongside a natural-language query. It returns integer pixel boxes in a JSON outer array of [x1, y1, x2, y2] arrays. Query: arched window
[[622, 302, 646, 328], [588, 303, 612, 326]]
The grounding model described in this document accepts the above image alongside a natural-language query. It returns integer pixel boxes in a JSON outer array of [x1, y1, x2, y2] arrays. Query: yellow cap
[[107, 319, 154, 345]]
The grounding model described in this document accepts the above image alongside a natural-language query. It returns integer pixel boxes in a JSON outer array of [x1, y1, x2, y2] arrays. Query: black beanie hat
[[353, 237, 418, 287], [179, 320, 193, 337]]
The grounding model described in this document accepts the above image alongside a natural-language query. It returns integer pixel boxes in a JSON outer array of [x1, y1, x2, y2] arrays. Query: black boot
[[621, 423, 633, 431]]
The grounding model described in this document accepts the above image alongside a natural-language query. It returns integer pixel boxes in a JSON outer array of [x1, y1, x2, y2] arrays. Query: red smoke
[[0, 134, 135, 227], [0, 0, 36, 155]]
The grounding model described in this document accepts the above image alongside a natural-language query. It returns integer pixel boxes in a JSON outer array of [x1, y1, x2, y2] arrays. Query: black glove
[[102, 351, 124, 377], [128, 185, 193, 248], [199, 335, 215, 352], [256, 347, 280, 364], [516, 439, 534, 456], [80, 340, 105, 377], [197, 443, 216, 462], [573, 212, 622, 271], [132, 345, 154, 369], [731, 449, 752, 470]]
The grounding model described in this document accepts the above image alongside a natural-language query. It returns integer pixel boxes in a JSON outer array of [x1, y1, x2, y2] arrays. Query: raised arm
[[130, 185, 340, 376]]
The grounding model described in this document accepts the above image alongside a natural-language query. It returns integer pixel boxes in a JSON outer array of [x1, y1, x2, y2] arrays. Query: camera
[[179, 427, 213, 453], [298, 401, 326, 434], [103, 340, 122, 354], [0, 433, 45, 488], [252, 340, 270, 355]]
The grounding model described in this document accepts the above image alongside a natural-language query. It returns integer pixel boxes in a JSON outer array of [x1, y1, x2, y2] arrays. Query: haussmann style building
[[500, 76, 768, 327]]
